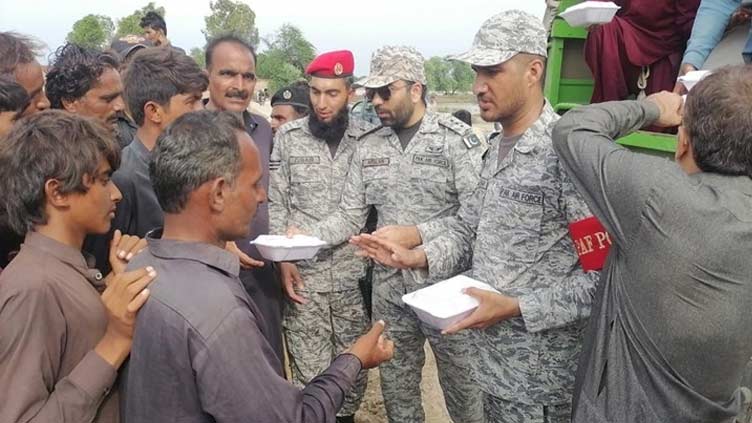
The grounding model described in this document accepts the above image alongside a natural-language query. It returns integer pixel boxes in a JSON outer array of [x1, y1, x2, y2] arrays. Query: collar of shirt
[[128, 135, 153, 163], [512, 100, 558, 155], [145, 229, 240, 277], [24, 231, 105, 285], [243, 110, 259, 133]]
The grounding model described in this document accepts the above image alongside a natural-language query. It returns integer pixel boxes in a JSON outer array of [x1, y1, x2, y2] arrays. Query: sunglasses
[[365, 82, 414, 102]]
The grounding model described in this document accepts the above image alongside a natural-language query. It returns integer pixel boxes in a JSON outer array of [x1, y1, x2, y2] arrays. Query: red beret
[[305, 50, 354, 78]]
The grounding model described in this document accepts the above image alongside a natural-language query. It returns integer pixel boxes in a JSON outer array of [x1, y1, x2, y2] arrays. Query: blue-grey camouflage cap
[[358, 45, 427, 88], [452, 10, 548, 67]]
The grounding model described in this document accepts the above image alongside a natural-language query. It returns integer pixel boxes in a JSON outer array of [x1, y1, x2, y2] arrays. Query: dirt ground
[[355, 343, 452, 423]]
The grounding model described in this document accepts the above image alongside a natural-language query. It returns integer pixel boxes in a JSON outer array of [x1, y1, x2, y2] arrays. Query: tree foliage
[[203, 0, 259, 48], [115, 3, 165, 38], [262, 24, 315, 73], [190, 47, 206, 69], [425, 56, 474, 95], [257, 49, 304, 92], [67, 14, 114, 49]]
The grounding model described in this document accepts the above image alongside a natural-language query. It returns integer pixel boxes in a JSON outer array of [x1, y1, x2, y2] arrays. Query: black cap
[[110, 35, 153, 62], [270, 84, 309, 109]]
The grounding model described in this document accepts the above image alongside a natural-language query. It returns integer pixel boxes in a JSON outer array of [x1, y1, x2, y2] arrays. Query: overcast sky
[[0, 0, 545, 74]]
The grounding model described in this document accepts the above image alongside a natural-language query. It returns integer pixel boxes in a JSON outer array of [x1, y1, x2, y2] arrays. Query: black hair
[[140, 11, 167, 36], [0, 76, 30, 116], [123, 48, 208, 126], [45, 43, 120, 109], [205, 35, 257, 69]]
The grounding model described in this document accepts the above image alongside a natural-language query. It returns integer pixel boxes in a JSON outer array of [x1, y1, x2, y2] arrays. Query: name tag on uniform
[[363, 158, 390, 168], [499, 187, 543, 205], [413, 154, 449, 168], [290, 156, 320, 165]]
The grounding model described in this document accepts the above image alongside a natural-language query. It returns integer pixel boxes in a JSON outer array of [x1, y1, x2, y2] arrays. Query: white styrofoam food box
[[677, 70, 712, 91], [402, 275, 500, 330], [250, 235, 327, 262], [559, 1, 620, 27]]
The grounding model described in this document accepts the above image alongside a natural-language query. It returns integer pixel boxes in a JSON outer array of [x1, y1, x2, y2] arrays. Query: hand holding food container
[[402, 275, 521, 334]]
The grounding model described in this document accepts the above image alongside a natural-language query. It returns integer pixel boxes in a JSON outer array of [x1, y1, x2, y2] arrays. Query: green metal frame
[[544, 0, 677, 155]]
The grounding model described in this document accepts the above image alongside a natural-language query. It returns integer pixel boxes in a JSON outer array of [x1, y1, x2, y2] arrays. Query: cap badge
[[334, 62, 344, 76], [283, 90, 292, 100]]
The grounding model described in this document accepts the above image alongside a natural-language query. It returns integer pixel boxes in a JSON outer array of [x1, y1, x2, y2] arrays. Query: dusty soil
[[355, 343, 452, 423]]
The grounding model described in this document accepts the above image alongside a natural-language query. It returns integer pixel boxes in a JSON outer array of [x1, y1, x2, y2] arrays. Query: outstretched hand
[[350, 233, 427, 270], [442, 288, 521, 335]]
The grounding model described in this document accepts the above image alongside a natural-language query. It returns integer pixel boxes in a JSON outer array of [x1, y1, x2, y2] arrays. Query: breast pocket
[[491, 184, 544, 263], [409, 154, 450, 206], [363, 165, 389, 206], [290, 181, 326, 210]]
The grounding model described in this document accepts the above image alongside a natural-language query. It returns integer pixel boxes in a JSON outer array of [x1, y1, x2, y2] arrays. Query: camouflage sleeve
[[517, 170, 599, 333], [268, 132, 290, 236], [308, 145, 370, 246], [551, 100, 666, 247]]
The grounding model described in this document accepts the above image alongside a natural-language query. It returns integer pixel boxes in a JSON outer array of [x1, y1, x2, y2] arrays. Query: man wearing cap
[[269, 50, 373, 423], [289, 46, 485, 423], [350, 12, 600, 422], [270, 81, 309, 135]]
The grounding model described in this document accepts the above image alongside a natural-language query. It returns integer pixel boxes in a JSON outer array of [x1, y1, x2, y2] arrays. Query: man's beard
[[308, 106, 349, 143]]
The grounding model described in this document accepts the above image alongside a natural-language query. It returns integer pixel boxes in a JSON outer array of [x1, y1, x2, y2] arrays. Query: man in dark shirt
[[85, 47, 207, 275], [124, 110, 393, 423], [552, 66, 752, 422], [204, 35, 285, 364], [0, 110, 154, 423]]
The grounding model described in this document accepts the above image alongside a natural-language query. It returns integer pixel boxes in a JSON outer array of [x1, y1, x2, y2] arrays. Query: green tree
[[203, 0, 259, 48], [190, 47, 206, 68], [257, 50, 303, 92], [425, 56, 451, 94], [115, 2, 165, 38], [66, 14, 114, 49], [450, 60, 474, 94], [262, 24, 315, 73]]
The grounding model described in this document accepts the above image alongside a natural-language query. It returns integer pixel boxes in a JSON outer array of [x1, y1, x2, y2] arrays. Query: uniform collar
[[512, 100, 558, 155], [145, 229, 240, 277]]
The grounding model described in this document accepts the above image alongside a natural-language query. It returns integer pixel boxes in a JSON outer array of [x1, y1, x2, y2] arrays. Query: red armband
[[569, 216, 612, 272]]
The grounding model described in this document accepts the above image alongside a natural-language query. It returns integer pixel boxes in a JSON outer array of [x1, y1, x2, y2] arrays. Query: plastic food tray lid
[[250, 235, 327, 248], [402, 275, 500, 319]]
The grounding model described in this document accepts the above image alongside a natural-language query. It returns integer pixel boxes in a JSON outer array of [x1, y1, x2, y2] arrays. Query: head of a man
[[123, 48, 208, 133], [0, 76, 30, 138], [361, 46, 428, 129], [45, 43, 125, 129], [453, 10, 547, 124], [205, 36, 257, 114], [110, 34, 151, 70], [151, 110, 266, 243], [270, 81, 309, 135], [0, 31, 50, 117], [305, 50, 355, 141], [140, 12, 168, 47], [0, 110, 121, 238], [678, 65, 752, 178]]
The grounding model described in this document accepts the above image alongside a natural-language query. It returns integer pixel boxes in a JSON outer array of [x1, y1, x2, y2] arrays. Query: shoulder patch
[[463, 133, 481, 149], [437, 114, 471, 135], [277, 118, 305, 136]]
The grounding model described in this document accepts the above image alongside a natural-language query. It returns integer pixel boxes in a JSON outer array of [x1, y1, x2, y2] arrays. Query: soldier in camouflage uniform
[[350, 12, 601, 423], [268, 50, 372, 423], [290, 46, 486, 423]]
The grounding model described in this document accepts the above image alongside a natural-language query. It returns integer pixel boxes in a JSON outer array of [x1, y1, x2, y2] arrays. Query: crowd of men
[[0, 5, 751, 423]]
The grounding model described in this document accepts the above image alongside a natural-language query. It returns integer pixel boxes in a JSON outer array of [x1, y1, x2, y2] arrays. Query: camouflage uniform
[[268, 116, 374, 416], [416, 11, 600, 422], [306, 46, 486, 423]]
